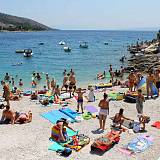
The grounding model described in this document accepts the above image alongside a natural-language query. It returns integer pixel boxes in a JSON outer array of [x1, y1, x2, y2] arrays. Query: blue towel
[[41, 110, 74, 124]]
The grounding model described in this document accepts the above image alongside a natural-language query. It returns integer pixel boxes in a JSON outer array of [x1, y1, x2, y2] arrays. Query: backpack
[[133, 121, 141, 133], [56, 148, 72, 157]]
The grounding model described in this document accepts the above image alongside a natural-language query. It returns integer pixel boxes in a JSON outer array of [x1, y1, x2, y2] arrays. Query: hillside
[[0, 13, 54, 31]]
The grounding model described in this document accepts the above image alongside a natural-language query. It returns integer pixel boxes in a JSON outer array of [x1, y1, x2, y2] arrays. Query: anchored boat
[[23, 49, 33, 57]]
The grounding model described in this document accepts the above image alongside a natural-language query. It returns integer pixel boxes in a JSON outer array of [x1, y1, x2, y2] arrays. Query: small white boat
[[23, 49, 33, 57], [79, 42, 88, 48], [64, 46, 71, 52], [59, 41, 66, 45]]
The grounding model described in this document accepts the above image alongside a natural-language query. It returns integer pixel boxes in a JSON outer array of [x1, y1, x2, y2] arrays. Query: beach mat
[[126, 135, 153, 153], [85, 105, 98, 113], [41, 110, 74, 124], [152, 121, 160, 129], [59, 108, 79, 120], [48, 128, 77, 151]]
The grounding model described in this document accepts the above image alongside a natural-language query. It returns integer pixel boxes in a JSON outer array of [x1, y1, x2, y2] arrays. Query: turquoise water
[[0, 30, 156, 89]]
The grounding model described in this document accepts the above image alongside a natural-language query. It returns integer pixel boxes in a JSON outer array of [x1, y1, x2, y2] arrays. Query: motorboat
[[79, 42, 88, 48], [23, 49, 33, 57], [15, 49, 25, 53], [38, 42, 44, 45], [59, 41, 66, 45], [64, 46, 71, 52]]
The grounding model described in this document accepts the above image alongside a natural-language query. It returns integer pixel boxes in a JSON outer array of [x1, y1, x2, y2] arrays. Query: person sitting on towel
[[113, 108, 133, 128], [51, 118, 75, 142]]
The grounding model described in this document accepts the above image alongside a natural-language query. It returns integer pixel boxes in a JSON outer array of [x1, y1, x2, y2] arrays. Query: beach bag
[[133, 121, 141, 133], [57, 148, 72, 157]]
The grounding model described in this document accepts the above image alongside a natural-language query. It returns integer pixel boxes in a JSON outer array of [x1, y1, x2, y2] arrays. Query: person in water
[[4, 73, 10, 81], [36, 73, 42, 81], [1, 81, 11, 106], [98, 93, 109, 130], [136, 89, 145, 114], [19, 79, 23, 86], [11, 78, 15, 86], [46, 74, 50, 90], [51, 118, 75, 142], [63, 69, 67, 76], [113, 108, 133, 129], [146, 70, 156, 98], [76, 88, 85, 113]]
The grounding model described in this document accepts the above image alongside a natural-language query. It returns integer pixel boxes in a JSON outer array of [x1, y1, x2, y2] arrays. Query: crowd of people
[[0, 66, 157, 135]]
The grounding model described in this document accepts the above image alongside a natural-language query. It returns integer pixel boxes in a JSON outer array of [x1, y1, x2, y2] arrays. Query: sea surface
[[0, 30, 156, 89]]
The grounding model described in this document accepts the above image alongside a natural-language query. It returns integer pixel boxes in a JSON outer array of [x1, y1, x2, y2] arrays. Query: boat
[[15, 49, 25, 53], [38, 42, 44, 45], [59, 41, 66, 45], [23, 49, 33, 57], [64, 46, 71, 52], [79, 42, 88, 48]]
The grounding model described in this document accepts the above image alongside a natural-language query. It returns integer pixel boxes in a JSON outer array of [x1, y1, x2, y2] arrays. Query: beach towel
[[152, 121, 160, 129], [91, 130, 120, 152], [49, 128, 77, 151], [59, 108, 80, 120], [85, 105, 98, 113], [125, 135, 153, 153], [41, 110, 74, 124]]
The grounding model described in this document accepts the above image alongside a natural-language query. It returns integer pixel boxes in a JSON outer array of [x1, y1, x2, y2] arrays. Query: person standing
[[98, 93, 109, 130], [2, 81, 11, 106], [69, 72, 76, 96], [51, 78, 56, 94], [128, 71, 137, 92], [46, 74, 50, 90], [136, 89, 145, 114], [76, 88, 85, 113], [155, 69, 160, 97], [146, 71, 156, 98]]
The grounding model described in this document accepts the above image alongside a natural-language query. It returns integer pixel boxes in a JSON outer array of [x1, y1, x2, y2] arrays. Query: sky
[[0, 0, 160, 30]]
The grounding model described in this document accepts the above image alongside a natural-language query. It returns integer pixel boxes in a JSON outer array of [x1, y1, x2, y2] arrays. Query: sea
[[0, 30, 157, 89]]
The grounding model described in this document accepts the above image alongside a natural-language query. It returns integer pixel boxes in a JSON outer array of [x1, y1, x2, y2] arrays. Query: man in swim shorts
[[76, 88, 85, 113], [128, 71, 136, 92], [98, 93, 109, 130]]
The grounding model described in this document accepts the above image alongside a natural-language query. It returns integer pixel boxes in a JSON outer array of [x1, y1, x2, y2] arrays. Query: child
[[76, 88, 85, 113], [136, 89, 145, 114], [19, 79, 23, 86], [11, 78, 15, 86], [32, 80, 37, 88]]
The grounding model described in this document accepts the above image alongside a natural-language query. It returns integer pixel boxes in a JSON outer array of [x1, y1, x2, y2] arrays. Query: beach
[[0, 86, 160, 160]]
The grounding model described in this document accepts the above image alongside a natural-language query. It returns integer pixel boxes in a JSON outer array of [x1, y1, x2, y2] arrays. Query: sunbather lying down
[[0, 105, 32, 124], [91, 130, 121, 151]]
